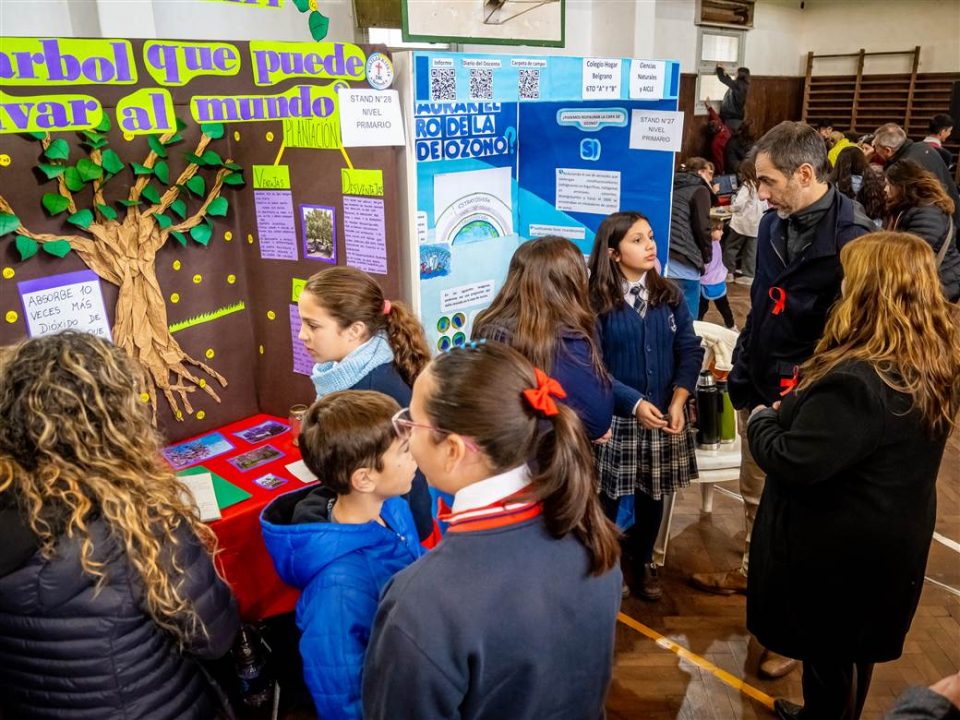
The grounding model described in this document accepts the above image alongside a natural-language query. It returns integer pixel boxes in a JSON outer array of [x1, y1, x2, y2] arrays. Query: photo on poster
[[228, 444, 284, 472], [233, 419, 290, 445], [420, 244, 452, 279], [163, 433, 235, 470], [433, 166, 514, 245], [300, 204, 337, 263], [253, 473, 289, 490]]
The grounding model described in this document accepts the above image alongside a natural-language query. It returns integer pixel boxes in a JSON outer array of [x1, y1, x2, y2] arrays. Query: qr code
[[469, 69, 493, 100], [430, 68, 456, 101], [518, 69, 541, 100]]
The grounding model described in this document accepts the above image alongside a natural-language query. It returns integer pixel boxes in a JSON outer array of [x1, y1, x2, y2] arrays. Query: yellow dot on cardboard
[[172, 260, 181, 271], [192, 274, 202, 284], [224, 231, 233, 241], [176, 410, 183, 420], [5, 310, 18, 323], [0, 154, 11, 167], [233, 131, 240, 142], [227, 273, 237, 284], [2, 267, 14, 279], [308, 0, 318, 10], [266, 131, 274, 142], [139, 392, 150, 403], [199, 379, 207, 388], [205, 348, 215, 359], [267, 310, 276, 320], [170, 292, 180, 303], [124, 132, 134, 141], [196, 410, 206, 420], [247, 234, 255, 244], [259, 344, 265, 355]]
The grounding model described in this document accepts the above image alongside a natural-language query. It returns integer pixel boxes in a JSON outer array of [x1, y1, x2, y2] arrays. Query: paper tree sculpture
[[0, 118, 244, 421]]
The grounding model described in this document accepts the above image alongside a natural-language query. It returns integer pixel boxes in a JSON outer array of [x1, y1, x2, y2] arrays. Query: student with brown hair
[[885, 160, 960, 302], [297, 266, 434, 539], [362, 341, 622, 720], [261, 390, 424, 720], [747, 232, 960, 720], [472, 235, 613, 441]]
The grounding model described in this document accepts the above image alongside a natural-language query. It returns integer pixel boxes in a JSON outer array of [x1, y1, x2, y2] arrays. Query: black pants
[[599, 492, 664, 566], [698, 294, 735, 329], [801, 659, 874, 720]]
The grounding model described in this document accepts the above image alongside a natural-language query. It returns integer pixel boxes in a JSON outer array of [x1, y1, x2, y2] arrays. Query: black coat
[[892, 204, 960, 302], [746, 361, 947, 663], [716, 69, 748, 123], [0, 513, 239, 719], [887, 140, 960, 227], [728, 190, 873, 409], [669, 172, 713, 271]]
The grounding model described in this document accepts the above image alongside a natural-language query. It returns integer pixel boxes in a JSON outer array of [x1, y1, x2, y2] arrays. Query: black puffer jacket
[[669, 172, 713, 271], [0, 511, 239, 719], [892, 204, 960, 302]]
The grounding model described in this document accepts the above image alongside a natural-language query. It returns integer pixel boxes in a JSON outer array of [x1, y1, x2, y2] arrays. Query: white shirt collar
[[622, 272, 648, 302], [452, 465, 532, 513], [923, 135, 942, 147]]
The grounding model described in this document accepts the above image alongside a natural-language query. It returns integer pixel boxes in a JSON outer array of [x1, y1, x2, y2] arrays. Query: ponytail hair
[[425, 341, 620, 575], [303, 266, 430, 386]]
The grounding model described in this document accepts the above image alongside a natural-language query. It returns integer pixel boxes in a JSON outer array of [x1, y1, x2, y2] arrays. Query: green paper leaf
[[200, 122, 224, 139], [63, 166, 85, 192], [154, 160, 170, 185], [184, 152, 204, 166], [171, 230, 187, 246], [190, 221, 212, 246], [308, 11, 330, 41], [15, 235, 38, 260], [44, 138, 69, 161], [141, 185, 161, 205], [38, 162, 65, 179], [95, 114, 111, 133], [0, 213, 22, 236], [42, 239, 71, 258], [175, 117, 187, 132], [42, 192, 70, 215], [76, 158, 103, 182], [186, 175, 205, 197], [101, 149, 124, 175], [170, 198, 187, 219], [83, 136, 108, 150], [97, 203, 117, 221], [147, 135, 168, 158], [222, 171, 245, 186], [292, 0, 309, 10], [119, 199, 142, 207], [80, 131, 107, 149], [224, 161, 242, 171], [155, 212, 173, 229], [25, 131, 47, 141], [200, 150, 222, 166], [206, 196, 228, 217], [67, 209, 93, 229], [131, 162, 153, 176], [164, 132, 184, 146]]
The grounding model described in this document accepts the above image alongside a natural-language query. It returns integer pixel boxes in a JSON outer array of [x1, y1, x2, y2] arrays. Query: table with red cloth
[[171, 413, 316, 621]]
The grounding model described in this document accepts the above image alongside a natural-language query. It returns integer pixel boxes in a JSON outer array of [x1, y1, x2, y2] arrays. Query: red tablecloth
[[172, 413, 316, 621]]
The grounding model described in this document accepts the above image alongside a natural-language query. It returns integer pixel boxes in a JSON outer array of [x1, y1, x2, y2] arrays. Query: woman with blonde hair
[[745, 232, 960, 720], [0, 332, 239, 719]]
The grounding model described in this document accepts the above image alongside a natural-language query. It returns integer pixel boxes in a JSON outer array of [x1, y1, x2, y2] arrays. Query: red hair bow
[[522, 368, 567, 417]]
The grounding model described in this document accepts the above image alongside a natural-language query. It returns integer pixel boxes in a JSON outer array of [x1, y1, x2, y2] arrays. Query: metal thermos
[[717, 380, 736, 444], [696, 371, 720, 450]]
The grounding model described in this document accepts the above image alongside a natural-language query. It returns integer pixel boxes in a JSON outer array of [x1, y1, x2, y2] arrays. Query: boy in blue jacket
[[261, 390, 424, 720]]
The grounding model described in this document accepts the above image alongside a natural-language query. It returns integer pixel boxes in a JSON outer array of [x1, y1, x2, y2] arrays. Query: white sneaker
[[734, 275, 754, 286], [725, 273, 735, 283]]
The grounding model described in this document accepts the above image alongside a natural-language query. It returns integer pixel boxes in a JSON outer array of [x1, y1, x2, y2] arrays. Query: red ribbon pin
[[779, 366, 799, 397], [769, 286, 787, 315]]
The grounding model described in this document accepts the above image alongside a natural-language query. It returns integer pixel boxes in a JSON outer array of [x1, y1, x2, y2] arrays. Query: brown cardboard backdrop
[[0, 40, 403, 443]]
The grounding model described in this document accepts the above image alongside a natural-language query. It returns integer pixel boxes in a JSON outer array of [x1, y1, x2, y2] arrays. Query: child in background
[[723, 159, 766, 285], [588, 211, 704, 601], [363, 342, 622, 720], [261, 390, 424, 720], [699, 218, 737, 330], [297, 266, 434, 542]]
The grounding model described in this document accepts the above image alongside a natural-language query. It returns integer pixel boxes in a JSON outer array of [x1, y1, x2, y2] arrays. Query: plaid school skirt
[[595, 414, 699, 500]]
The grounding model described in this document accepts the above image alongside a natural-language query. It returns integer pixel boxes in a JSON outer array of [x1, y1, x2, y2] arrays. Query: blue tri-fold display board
[[407, 52, 681, 352]]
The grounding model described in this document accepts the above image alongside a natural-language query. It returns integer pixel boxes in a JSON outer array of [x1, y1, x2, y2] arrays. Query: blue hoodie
[[261, 486, 424, 719]]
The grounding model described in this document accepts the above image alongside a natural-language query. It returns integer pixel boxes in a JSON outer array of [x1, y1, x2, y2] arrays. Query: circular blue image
[[437, 316, 451, 333], [452, 332, 467, 347], [453, 220, 500, 245], [437, 336, 452, 352], [451, 313, 466, 329]]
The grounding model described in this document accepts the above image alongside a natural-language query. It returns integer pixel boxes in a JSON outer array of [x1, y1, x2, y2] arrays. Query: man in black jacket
[[690, 121, 873, 680], [715, 65, 750, 131], [872, 122, 960, 227]]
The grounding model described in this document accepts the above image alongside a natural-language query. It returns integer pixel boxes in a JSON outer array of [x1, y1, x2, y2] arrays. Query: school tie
[[629, 284, 647, 318]]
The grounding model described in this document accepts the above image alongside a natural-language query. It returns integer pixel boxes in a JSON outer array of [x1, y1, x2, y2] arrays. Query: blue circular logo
[[366, 52, 394, 90]]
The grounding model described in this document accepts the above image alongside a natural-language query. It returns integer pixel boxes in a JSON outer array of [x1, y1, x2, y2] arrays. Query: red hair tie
[[769, 286, 786, 315], [383, 299, 392, 315], [522, 368, 567, 417]]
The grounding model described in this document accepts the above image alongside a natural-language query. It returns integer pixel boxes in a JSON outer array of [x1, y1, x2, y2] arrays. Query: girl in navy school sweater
[[298, 266, 434, 541], [471, 235, 614, 441], [362, 341, 623, 720], [588, 211, 704, 601]]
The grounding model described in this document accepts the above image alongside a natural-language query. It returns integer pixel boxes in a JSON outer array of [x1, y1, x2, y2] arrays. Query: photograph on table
[[228, 444, 285, 472], [300, 204, 337, 263], [253, 473, 289, 490], [162, 433, 235, 470], [233, 419, 290, 445]]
